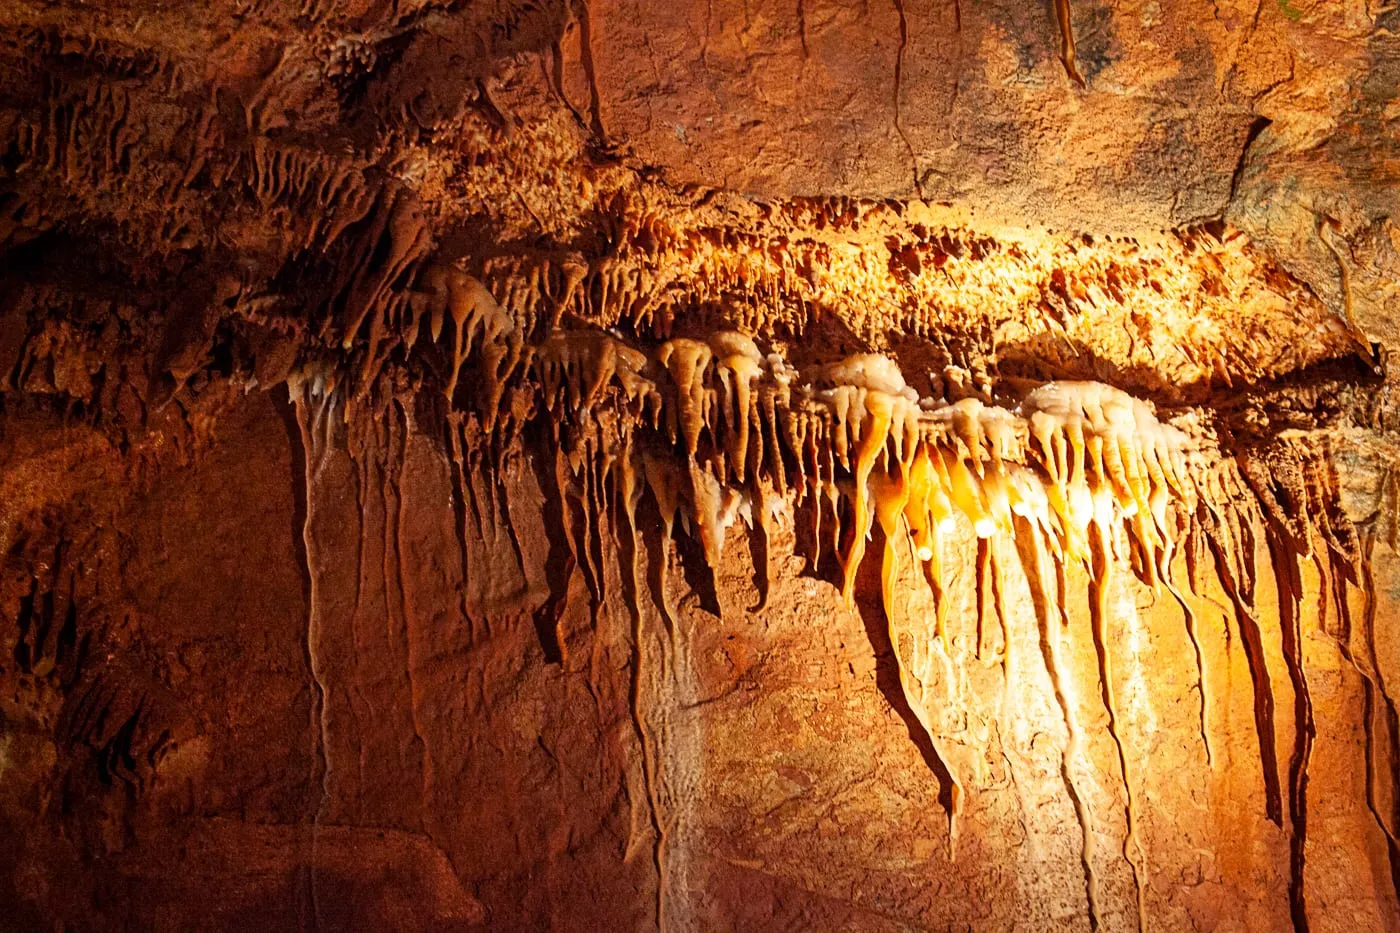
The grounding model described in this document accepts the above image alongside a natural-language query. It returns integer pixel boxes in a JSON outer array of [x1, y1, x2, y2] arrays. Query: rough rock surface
[[2, 1, 1400, 931]]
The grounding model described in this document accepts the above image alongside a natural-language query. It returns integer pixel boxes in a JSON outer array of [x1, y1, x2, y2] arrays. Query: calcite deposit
[[2, 0, 1400, 931]]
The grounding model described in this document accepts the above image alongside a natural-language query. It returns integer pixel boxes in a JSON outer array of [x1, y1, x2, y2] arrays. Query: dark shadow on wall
[[273, 386, 313, 620], [851, 523, 959, 821]]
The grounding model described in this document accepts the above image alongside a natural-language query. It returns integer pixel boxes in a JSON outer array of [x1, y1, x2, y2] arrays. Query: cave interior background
[[3, 0, 1400, 930]]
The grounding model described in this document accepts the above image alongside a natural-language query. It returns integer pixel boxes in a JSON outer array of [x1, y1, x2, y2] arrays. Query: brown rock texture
[[2, 1, 1400, 931]]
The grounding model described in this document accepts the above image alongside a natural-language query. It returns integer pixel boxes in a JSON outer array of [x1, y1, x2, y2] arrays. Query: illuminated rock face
[[3, 1, 1400, 931]]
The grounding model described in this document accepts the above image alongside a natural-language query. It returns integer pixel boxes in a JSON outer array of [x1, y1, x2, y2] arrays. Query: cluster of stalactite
[[2, 43, 1362, 432], [279, 262, 1393, 932], [359, 212, 1355, 411], [3, 199, 1388, 928]]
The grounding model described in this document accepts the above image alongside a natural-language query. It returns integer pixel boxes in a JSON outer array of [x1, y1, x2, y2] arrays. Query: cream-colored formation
[[530, 324, 1197, 606], [396, 267, 1373, 932], [528, 322, 1202, 908]]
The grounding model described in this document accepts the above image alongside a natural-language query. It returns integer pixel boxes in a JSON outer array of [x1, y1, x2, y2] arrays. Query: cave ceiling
[[2, 0, 1396, 398]]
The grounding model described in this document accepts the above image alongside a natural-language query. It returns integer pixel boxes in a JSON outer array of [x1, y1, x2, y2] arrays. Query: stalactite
[[445, 413, 483, 639], [499, 312, 1232, 833], [1087, 520, 1148, 933], [643, 452, 682, 643], [349, 406, 373, 817], [1162, 565, 1215, 765], [389, 399, 433, 822], [1013, 519, 1103, 931], [289, 377, 336, 922], [616, 437, 664, 886], [1234, 441, 1320, 931], [422, 264, 521, 416], [580, 430, 609, 611], [1355, 528, 1400, 907], [360, 263, 1387, 907], [657, 338, 712, 458], [1272, 517, 1313, 932], [871, 468, 964, 849], [1201, 470, 1284, 824]]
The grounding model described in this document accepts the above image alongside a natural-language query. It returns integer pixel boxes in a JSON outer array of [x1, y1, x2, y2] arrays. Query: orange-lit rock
[[1, 0, 1399, 930]]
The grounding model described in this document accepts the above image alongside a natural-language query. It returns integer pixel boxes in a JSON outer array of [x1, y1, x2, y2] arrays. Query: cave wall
[[5, 384, 1400, 931], [3, 0, 1400, 931]]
